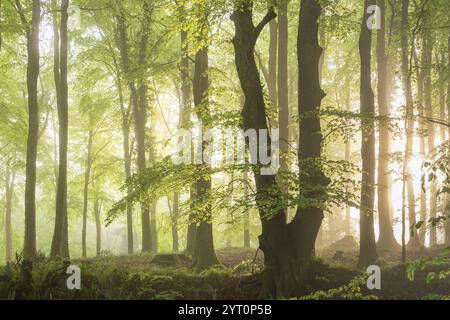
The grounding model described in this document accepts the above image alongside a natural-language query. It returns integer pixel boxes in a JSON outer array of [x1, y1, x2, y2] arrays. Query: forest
[[0, 0, 450, 301]]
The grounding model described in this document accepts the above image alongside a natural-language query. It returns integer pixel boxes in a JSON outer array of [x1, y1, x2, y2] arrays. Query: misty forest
[[1, 0, 450, 300]]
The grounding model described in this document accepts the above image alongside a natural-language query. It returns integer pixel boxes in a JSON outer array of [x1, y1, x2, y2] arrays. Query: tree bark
[[179, 28, 196, 256], [446, 30, 450, 245], [136, 1, 153, 253], [423, 32, 436, 247], [232, 0, 328, 298], [376, 0, 398, 252], [5, 156, 15, 264], [51, 0, 70, 259], [358, 0, 378, 267], [82, 129, 93, 258], [172, 193, 180, 252], [414, 49, 427, 245], [268, 17, 278, 120], [121, 82, 134, 255], [278, 0, 289, 205], [21, 0, 40, 261], [94, 197, 101, 256], [192, 47, 220, 271], [114, 2, 153, 253], [243, 169, 251, 248], [400, 0, 420, 249]]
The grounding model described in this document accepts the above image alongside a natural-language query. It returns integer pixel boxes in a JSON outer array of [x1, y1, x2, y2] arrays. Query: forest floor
[[1, 241, 449, 300]]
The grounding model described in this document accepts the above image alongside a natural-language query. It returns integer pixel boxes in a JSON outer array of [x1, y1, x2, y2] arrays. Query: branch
[[421, 116, 450, 128], [254, 6, 277, 40]]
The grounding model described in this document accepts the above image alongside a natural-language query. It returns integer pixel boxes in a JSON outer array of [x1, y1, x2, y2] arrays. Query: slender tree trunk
[[358, 0, 378, 267], [178, 26, 196, 255], [344, 91, 352, 237], [423, 32, 436, 247], [193, 47, 220, 271], [185, 188, 197, 255], [414, 49, 427, 245], [401, 0, 420, 249], [111, 31, 134, 255], [278, 0, 289, 206], [150, 201, 158, 253], [114, 3, 153, 253], [437, 50, 448, 245], [446, 30, 450, 245], [136, 2, 153, 253], [344, 141, 352, 236], [243, 169, 251, 248], [268, 17, 278, 120], [171, 193, 179, 252], [376, 0, 398, 252], [122, 91, 134, 255], [94, 198, 101, 256], [5, 157, 15, 264], [82, 130, 93, 258], [22, 0, 41, 261], [51, 0, 70, 259]]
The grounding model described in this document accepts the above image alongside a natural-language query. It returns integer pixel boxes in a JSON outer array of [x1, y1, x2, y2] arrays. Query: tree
[[16, 0, 41, 261], [376, 0, 398, 252], [4, 155, 16, 264], [81, 128, 93, 258], [400, 0, 419, 250], [278, 0, 290, 207], [114, 2, 154, 253], [358, 0, 378, 267], [423, 31, 436, 246], [192, 46, 220, 271], [51, 0, 70, 259], [232, 0, 328, 297]]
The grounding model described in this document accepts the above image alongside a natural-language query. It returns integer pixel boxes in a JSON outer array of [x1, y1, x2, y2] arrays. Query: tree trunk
[[192, 47, 220, 271], [414, 49, 427, 245], [358, 0, 378, 267], [22, 0, 41, 261], [278, 0, 289, 204], [437, 49, 448, 245], [114, 2, 153, 253], [111, 19, 134, 256], [172, 193, 180, 252], [51, 0, 70, 259], [136, 2, 153, 253], [185, 188, 197, 255], [423, 32, 436, 247], [5, 157, 15, 264], [344, 140, 352, 236], [268, 17, 278, 120], [376, 0, 398, 252], [401, 0, 420, 249], [94, 198, 101, 256], [446, 30, 450, 245], [82, 130, 93, 258], [121, 85, 134, 255], [150, 201, 158, 253], [179, 26, 196, 256], [232, 0, 328, 298], [344, 90, 352, 237], [243, 169, 251, 248]]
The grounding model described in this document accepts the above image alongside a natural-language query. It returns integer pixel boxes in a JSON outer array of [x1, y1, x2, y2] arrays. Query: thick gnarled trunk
[[232, 0, 327, 298]]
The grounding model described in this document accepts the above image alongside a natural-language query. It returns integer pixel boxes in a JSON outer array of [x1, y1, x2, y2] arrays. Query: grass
[[0, 247, 449, 300]]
